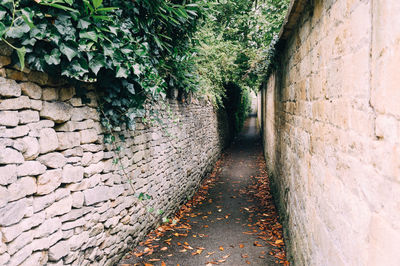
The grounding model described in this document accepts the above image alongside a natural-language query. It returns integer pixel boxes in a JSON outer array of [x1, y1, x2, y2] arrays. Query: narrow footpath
[[119, 116, 288, 266]]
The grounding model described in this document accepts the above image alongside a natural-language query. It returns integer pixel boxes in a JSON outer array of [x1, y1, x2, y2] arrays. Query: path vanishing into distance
[[119, 116, 289, 266]]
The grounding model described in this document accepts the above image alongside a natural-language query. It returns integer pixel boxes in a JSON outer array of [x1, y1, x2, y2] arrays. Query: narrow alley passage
[[119, 116, 288, 266]]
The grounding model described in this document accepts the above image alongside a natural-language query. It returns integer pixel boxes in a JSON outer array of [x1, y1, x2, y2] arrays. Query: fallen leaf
[[161, 262, 166, 266], [219, 246, 224, 251], [161, 247, 168, 251], [239, 244, 244, 248], [148, 259, 160, 262]]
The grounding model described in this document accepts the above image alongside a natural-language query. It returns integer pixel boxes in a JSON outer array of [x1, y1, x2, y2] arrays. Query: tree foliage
[[0, 0, 289, 130]]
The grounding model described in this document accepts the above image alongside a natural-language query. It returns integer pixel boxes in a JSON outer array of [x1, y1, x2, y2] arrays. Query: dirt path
[[119, 116, 288, 266]]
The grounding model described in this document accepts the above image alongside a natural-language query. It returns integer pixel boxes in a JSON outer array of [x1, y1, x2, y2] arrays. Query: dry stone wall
[[259, 0, 400, 265], [0, 50, 229, 265]]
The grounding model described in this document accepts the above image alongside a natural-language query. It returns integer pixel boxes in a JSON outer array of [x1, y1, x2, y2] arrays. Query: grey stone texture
[[259, 0, 400, 265], [0, 63, 228, 265]]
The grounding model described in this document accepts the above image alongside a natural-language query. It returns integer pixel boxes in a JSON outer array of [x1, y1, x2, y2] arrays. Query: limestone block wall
[[0, 52, 229, 265], [260, 0, 400, 265]]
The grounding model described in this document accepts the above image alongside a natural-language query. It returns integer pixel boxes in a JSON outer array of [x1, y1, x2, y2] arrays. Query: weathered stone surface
[[0, 77, 21, 97], [18, 136, 40, 160], [62, 165, 84, 183], [0, 164, 17, 185], [57, 132, 80, 150], [72, 191, 84, 208], [33, 193, 56, 213], [0, 147, 24, 164], [80, 129, 98, 144], [20, 82, 42, 100], [48, 240, 70, 261], [84, 161, 104, 177], [61, 217, 86, 231], [83, 185, 124, 206], [0, 198, 30, 226], [59, 87, 75, 101], [40, 102, 72, 123], [0, 95, 30, 110], [7, 231, 34, 255], [37, 170, 62, 195], [28, 71, 48, 86], [0, 125, 29, 138], [0, 253, 10, 265], [34, 217, 61, 238], [30, 99, 43, 111], [19, 110, 40, 124], [17, 161, 46, 176], [0, 55, 11, 67], [8, 243, 32, 265], [0, 186, 9, 208], [71, 106, 99, 121], [8, 176, 37, 201], [1, 211, 45, 242], [45, 196, 72, 218], [38, 152, 66, 169], [39, 128, 58, 154], [42, 87, 58, 101], [0, 111, 19, 126], [56, 120, 95, 132], [20, 250, 48, 266], [31, 230, 62, 252]]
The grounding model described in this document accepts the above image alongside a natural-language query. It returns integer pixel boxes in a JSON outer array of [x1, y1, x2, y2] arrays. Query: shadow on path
[[119, 116, 287, 266]]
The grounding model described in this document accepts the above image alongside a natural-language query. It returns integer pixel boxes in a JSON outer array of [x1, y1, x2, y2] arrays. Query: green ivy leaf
[[79, 30, 98, 42], [16, 47, 26, 71], [89, 54, 105, 75], [6, 23, 30, 38], [44, 49, 61, 65], [77, 19, 91, 29], [60, 43, 78, 61], [116, 66, 128, 78]]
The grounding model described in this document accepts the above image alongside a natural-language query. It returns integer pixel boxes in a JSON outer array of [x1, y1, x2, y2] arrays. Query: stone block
[[45, 196, 72, 218], [1, 211, 45, 242], [28, 71, 48, 86], [0, 55, 11, 67], [17, 161, 46, 177], [59, 87, 75, 101], [0, 165, 17, 185], [62, 165, 84, 183], [8, 243, 33, 265], [20, 250, 48, 266], [0, 147, 24, 164], [48, 240, 70, 261], [80, 129, 98, 144], [31, 230, 62, 252], [34, 217, 61, 238], [57, 132, 80, 150], [0, 111, 19, 126], [19, 110, 40, 124], [8, 176, 37, 201], [0, 77, 21, 97], [0, 95, 30, 110], [33, 193, 56, 213], [7, 230, 34, 255], [375, 115, 398, 143], [0, 198, 30, 226], [20, 82, 42, 99], [0, 186, 8, 208], [72, 191, 84, 208], [38, 152, 66, 169], [18, 136, 40, 160], [40, 102, 72, 123], [0, 125, 29, 138], [30, 99, 43, 111], [42, 87, 58, 101], [71, 107, 99, 121], [39, 128, 58, 154], [84, 161, 104, 177], [55, 120, 95, 132], [37, 169, 62, 195], [0, 253, 9, 265]]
